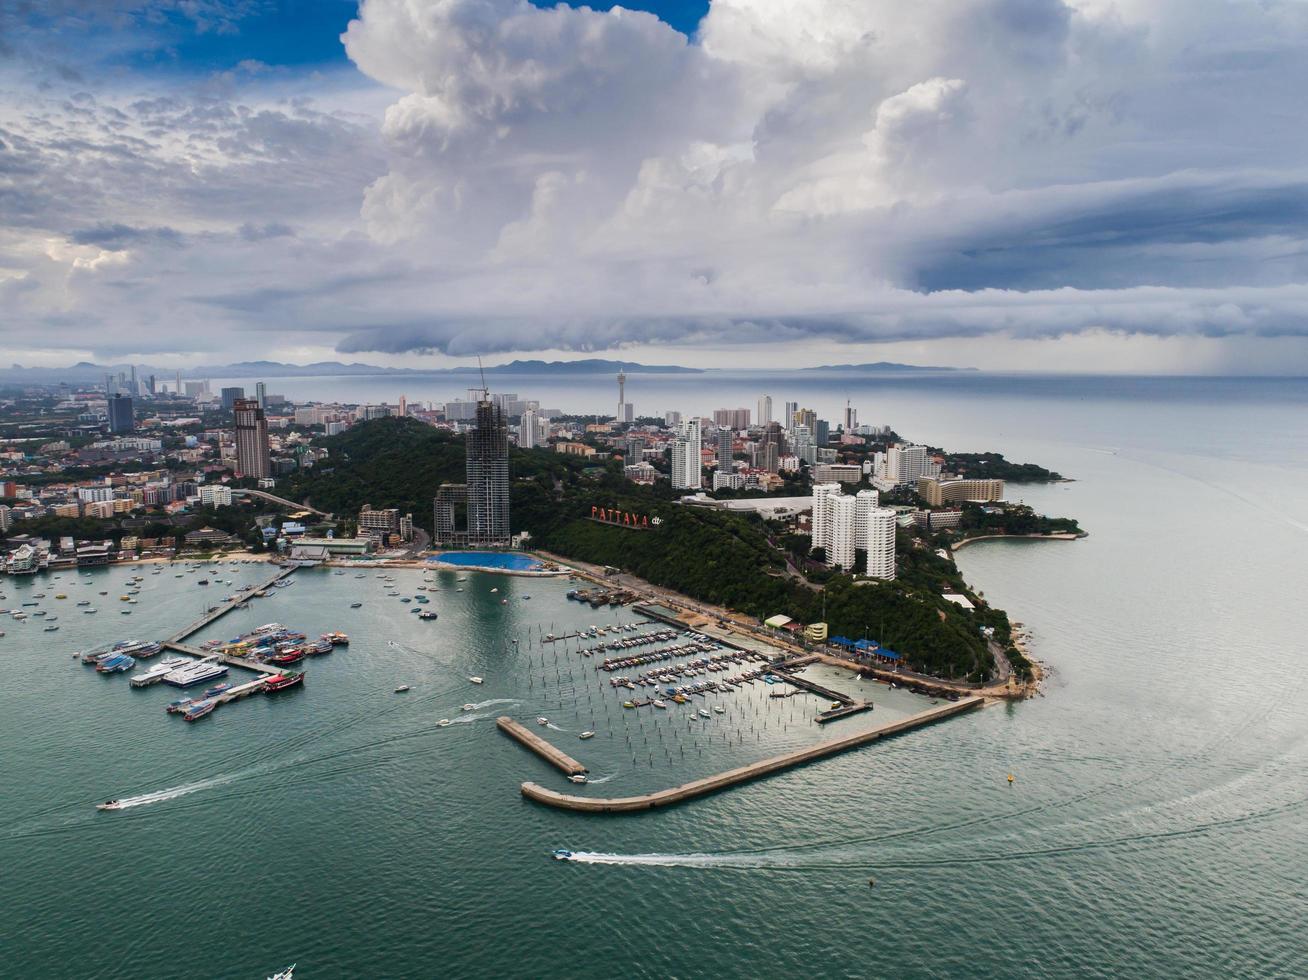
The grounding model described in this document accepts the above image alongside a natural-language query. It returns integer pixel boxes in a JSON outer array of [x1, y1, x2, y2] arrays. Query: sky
[[2, 0, 1308, 375]]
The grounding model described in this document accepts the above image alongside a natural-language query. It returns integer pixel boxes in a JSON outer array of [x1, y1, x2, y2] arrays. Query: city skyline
[[4, 2, 1308, 376]]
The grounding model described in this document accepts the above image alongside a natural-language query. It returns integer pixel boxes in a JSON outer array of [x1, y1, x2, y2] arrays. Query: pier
[[518, 697, 983, 813], [165, 642, 285, 676], [160, 566, 297, 674], [496, 717, 588, 776]]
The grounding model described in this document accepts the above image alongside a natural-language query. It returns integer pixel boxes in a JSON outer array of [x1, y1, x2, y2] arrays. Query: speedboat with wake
[[96, 800, 125, 811], [552, 849, 575, 861], [267, 965, 295, 980]]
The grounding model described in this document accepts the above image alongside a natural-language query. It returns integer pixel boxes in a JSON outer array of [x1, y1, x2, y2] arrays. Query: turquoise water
[[4, 376, 1308, 978], [431, 551, 543, 570]]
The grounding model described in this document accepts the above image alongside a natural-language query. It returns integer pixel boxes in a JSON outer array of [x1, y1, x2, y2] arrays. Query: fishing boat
[[568, 774, 588, 784], [96, 800, 125, 812], [395, 685, 410, 693], [578, 731, 595, 740], [468, 676, 484, 684], [551, 849, 575, 861]]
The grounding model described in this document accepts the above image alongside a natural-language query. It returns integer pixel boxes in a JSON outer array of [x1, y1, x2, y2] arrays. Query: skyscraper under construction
[[434, 390, 511, 548], [466, 397, 510, 546]]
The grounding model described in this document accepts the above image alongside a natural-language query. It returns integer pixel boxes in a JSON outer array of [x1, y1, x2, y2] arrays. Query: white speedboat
[[578, 731, 595, 740], [462, 703, 475, 712], [536, 717, 549, 726], [713, 705, 725, 714], [395, 685, 410, 693], [268, 966, 295, 980], [468, 676, 484, 684], [568, 774, 588, 784], [96, 800, 125, 811], [552, 849, 574, 860], [438, 718, 451, 727], [699, 709, 712, 718]]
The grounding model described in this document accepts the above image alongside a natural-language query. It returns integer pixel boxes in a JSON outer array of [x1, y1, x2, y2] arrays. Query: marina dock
[[518, 697, 983, 813], [163, 565, 297, 646], [496, 717, 588, 776], [164, 641, 285, 676]]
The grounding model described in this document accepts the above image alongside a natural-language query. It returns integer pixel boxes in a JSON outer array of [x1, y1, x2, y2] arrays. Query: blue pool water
[[430, 551, 542, 570]]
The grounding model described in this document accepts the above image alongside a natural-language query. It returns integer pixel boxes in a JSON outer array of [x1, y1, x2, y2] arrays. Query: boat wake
[[106, 772, 248, 810], [466, 698, 518, 711], [545, 722, 570, 733], [562, 850, 793, 869]]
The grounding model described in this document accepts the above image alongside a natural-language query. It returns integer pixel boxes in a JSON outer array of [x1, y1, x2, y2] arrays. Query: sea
[[2, 372, 1306, 979]]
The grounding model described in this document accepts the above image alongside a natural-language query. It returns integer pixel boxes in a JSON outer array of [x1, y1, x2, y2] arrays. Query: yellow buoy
[[1007, 774, 1015, 784]]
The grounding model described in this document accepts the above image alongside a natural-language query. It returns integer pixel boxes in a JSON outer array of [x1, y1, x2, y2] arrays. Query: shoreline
[[951, 531, 1085, 551], [531, 550, 1042, 702]]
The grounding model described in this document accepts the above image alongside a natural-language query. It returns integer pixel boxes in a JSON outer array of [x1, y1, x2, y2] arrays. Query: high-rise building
[[716, 426, 734, 468], [233, 398, 271, 479], [617, 370, 627, 423], [794, 407, 817, 432], [757, 395, 773, 428], [398, 394, 408, 418], [843, 401, 857, 431], [813, 483, 896, 577], [885, 444, 930, 485], [712, 408, 750, 430], [671, 418, 702, 490], [814, 419, 829, 446], [255, 381, 267, 410], [828, 494, 858, 570], [107, 394, 134, 434], [758, 422, 783, 473], [784, 401, 798, 433], [518, 409, 540, 449], [811, 483, 841, 560], [664, 410, 682, 427], [221, 386, 246, 412], [864, 505, 897, 579], [466, 396, 510, 546]]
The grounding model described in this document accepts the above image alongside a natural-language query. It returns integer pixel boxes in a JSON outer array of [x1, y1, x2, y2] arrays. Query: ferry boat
[[263, 671, 304, 693], [204, 682, 234, 698], [96, 653, 136, 673], [305, 639, 334, 656], [183, 699, 216, 722], [267, 648, 305, 665], [166, 698, 194, 714], [163, 661, 229, 688], [130, 658, 191, 687]]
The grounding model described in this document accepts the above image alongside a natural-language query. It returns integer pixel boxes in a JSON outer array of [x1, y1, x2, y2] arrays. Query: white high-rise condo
[[864, 506, 897, 579], [884, 444, 930, 485], [757, 395, 773, 428], [811, 483, 842, 562], [671, 418, 702, 490], [812, 483, 896, 577]]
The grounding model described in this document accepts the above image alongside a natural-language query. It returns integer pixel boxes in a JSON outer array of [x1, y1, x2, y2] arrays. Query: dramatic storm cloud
[[3, 0, 1308, 369]]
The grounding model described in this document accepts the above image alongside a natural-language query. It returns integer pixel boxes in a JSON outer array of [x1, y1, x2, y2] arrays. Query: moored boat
[[183, 699, 216, 722], [263, 671, 304, 693]]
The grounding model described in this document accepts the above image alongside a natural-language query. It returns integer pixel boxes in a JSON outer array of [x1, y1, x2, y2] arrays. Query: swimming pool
[[429, 552, 543, 571]]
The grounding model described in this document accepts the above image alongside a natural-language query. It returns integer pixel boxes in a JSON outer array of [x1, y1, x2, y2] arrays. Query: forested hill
[[284, 418, 1006, 680]]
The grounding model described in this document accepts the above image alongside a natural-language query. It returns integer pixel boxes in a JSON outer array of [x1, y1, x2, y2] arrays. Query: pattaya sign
[[590, 505, 661, 529]]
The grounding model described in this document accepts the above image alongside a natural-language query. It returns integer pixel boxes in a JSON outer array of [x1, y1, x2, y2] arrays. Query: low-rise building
[[917, 477, 1005, 506]]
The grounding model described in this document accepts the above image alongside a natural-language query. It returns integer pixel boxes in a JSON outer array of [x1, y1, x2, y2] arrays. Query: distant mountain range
[[0, 358, 703, 383], [0, 357, 966, 385]]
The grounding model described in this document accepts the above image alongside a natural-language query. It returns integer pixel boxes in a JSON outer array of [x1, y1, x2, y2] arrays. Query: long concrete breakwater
[[519, 696, 983, 813], [497, 717, 588, 776]]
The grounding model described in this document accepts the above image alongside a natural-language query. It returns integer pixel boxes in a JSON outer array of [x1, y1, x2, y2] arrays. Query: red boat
[[267, 648, 305, 665], [264, 672, 304, 693]]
